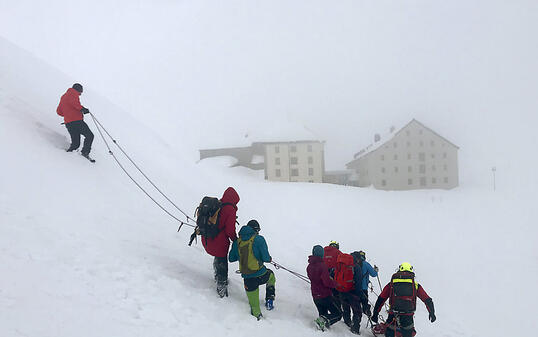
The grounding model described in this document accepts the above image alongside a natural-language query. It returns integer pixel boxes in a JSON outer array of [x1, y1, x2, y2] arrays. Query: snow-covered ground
[[1, 35, 537, 337]]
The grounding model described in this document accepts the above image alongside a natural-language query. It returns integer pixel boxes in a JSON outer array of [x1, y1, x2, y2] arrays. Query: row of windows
[[385, 139, 447, 149], [380, 152, 448, 161], [381, 164, 448, 174], [274, 156, 314, 165], [380, 177, 449, 186], [274, 144, 314, 154], [275, 168, 315, 177]]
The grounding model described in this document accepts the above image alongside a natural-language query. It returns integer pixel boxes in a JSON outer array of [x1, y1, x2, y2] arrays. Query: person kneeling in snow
[[307, 245, 342, 331], [56, 83, 94, 159], [229, 220, 275, 320], [371, 262, 436, 337]]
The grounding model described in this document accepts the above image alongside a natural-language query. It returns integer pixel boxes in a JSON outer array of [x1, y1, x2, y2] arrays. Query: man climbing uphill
[[229, 220, 275, 320], [56, 83, 94, 161], [371, 262, 436, 337], [201, 187, 240, 298], [307, 245, 342, 331], [335, 251, 363, 334], [357, 250, 378, 317]]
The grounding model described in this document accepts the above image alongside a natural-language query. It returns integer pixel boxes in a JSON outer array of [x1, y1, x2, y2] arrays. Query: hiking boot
[[344, 317, 352, 327], [314, 317, 326, 331], [255, 313, 263, 321], [216, 284, 228, 298], [350, 323, 361, 335], [320, 315, 331, 329], [265, 299, 274, 311]]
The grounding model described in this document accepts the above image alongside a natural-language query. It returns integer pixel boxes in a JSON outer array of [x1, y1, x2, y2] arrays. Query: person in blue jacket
[[357, 250, 378, 317], [229, 220, 275, 320]]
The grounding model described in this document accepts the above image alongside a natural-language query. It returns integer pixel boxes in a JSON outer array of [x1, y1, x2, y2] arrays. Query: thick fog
[[1, 0, 537, 188]]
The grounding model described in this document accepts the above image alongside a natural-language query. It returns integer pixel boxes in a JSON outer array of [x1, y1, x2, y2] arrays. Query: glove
[[371, 312, 379, 323], [81, 107, 90, 114], [429, 312, 436, 322], [374, 265, 379, 272]]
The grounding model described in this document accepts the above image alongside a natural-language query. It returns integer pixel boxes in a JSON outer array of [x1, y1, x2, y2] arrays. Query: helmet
[[329, 241, 339, 249], [247, 219, 260, 232], [358, 250, 366, 261], [399, 262, 413, 272]]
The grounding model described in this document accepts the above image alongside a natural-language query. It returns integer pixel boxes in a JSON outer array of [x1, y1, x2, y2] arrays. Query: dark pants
[[213, 256, 228, 286], [340, 291, 362, 327], [360, 289, 371, 316], [66, 120, 94, 155], [243, 268, 275, 300], [314, 296, 342, 327], [385, 314, 415, 337]]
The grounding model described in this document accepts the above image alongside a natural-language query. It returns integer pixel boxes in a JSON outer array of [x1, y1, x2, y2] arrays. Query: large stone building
[[346, 119, 459, 190], [199, 140, 325, 183]]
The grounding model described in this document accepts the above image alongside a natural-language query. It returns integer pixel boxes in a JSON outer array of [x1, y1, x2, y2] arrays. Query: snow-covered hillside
[[1, 36, 537, 337]]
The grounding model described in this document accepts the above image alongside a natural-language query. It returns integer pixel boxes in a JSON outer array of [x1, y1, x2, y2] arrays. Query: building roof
[[347, 119, 459, 166]]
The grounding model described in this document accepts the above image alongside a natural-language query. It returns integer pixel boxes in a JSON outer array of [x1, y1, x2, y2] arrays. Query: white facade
[[347, 120, 459, 190], [264, 141, 324, 183]]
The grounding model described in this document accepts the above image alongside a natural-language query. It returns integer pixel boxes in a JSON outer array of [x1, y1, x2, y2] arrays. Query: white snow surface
[[1, 36, 537, 337]]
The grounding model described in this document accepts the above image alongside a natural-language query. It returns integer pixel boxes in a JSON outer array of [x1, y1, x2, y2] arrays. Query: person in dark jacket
[[229, 220, 274, 320], [56, 83, 94, 158], [357, 250, 378, 317], [371, 262, 436, 337], [307, 245, 342, 331], [202, 187, 239, 297], [339, 251, 363, 335]]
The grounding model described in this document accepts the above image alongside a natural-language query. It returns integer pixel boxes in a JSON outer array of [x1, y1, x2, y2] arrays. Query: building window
[[407, 153, 411, 160], [432, 165, 436, 171], [420, 177, 427, 186], [406, 130, 411, 136], [275, 169, 281, 177], [420, 141, 424, 147], [381, 167, 386, 173], [308, 168, 314, 176], [419, 152, 425, 162], [275, 145, 280, 153], [430, 140, 435, 147], [307, 144, 312, 152], [382, 179, 387, 186], [275, 157, 280, 165], [291, 169, 299, 177], [407, 141, 411, 147], [394, 166, 399, 173], [419, 129, 423, 135], [290, 145, 297, 152], [381, 154, 385, 161], [408, 166, 412, 172], [290, 157, 298, 165], [309, 180, 314, 183], [444, 164, 448, 171], [408, 178, 413, 185], [394, 142, 398, 148], [443, 152, 447, 158], [394, 154, 398, 160], [431, 153, 435, 159], [432, 177, 437, 184], [308, 156, 313, 164], [419, 164, 426, 174], [444, 177, 449, 183]]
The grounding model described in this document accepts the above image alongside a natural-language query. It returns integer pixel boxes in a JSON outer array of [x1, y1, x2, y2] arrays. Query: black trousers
[[213, 256, 228, 286], [340, 291, 362, 326], [314, 296, 342, 326], [360, 289, 371, 315], [243, 269, 275, 300], [66, 120, 94, 155], [385, 314, 415, 337]]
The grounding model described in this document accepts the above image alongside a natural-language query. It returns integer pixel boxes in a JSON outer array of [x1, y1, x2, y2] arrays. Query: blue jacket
[[360, 261, 378, 290], [229, 225, 272, 279]]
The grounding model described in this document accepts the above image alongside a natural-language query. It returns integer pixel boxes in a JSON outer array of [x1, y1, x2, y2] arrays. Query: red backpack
[[334, 253, 355, 292], [323, 246, 341, 270]]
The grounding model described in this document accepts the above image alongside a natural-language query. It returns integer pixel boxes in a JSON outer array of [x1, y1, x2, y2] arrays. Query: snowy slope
[[1, 38, 537, 337]]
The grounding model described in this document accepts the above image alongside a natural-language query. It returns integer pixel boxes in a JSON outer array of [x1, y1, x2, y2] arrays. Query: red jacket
[[323, 246, 342, 270], [57, 88, 83, 124], [307, 255, 336, 299], [201, 187, 239, 258]]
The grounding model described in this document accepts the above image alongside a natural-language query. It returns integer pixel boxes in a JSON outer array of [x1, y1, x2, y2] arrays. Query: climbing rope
[[90, 112, 194, 228], [271, 260, 310, 284]]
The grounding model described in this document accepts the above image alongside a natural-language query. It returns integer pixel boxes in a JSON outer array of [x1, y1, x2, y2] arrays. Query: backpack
[[195, 197, 223, 240], [390, 271, 418, 313], [334, 253, 355, 292]]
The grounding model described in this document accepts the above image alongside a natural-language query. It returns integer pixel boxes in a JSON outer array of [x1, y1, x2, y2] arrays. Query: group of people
[[307, 242, 436, 336], [56, 86, 436, 335]]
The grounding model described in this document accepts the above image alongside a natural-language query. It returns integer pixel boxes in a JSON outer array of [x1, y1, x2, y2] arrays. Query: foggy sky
[[1, 0, 537, 187]]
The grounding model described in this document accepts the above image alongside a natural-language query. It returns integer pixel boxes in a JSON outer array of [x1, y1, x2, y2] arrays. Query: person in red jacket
[[307, 245, 342, 331], [201, 187, 239, 297], [56, 83, 94, 158], [371, 262, 436, 337]]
